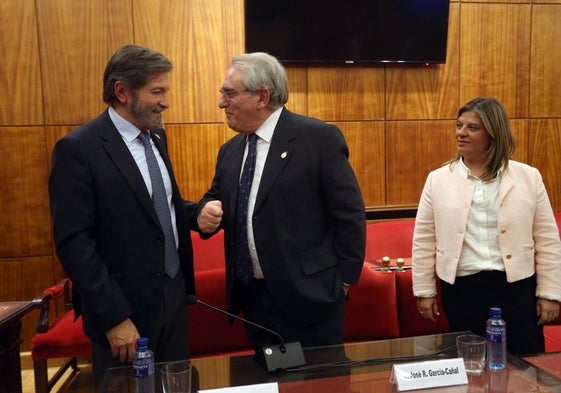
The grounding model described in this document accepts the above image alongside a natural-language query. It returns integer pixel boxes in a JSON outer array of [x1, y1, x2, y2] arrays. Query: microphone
[[187, 294, 306, 372]]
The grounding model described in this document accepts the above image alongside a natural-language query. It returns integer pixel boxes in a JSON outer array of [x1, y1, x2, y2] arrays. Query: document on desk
[[200, 382, 278, 393]]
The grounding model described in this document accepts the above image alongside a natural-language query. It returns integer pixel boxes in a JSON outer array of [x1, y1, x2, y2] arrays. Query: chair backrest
[[191, 230, 225, 272], [365, 219, 416, 262]]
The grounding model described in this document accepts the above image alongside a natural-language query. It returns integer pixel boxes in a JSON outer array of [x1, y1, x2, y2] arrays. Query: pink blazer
[[412, 160, 561, 302]]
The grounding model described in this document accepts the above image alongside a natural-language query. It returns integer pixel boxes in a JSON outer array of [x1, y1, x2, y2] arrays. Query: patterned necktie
[[138, 132, 180, 278], [235, 133, 257, 285]]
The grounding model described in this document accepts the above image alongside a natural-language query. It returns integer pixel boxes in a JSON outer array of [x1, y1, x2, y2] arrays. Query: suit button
[[505, 255, 512, 259], [154, 272, 162, 277]]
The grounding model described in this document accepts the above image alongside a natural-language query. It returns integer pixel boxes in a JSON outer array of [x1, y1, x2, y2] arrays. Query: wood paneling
[[335, 122, 385, 207], [134, 0, 243, 123], [460, 4, 531, 118], [36, 0, 133, 125], [386, 3, 460, 121], [386, 121, 457, 205], [284, 67, 308, 115], [0, 127, 51, 258], [0, 0, 43, 125], [530, 5, 561, 117], [529, 119, 561, 210], [0, 256, 59, 352], [308, 67, 385, 121], [167, 123, 232, 201], [462, 0, 529, 3]]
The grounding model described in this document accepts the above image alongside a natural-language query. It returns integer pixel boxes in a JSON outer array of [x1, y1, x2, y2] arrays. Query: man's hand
[[198, 200, 223, 233], [106, 318, 140, 363]]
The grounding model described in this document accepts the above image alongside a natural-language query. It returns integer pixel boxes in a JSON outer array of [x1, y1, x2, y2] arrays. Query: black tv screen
[[245, 0, 451, 64]]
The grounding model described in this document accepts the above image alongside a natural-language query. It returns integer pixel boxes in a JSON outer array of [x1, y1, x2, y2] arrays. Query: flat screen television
[[244, 0, 451, 64]]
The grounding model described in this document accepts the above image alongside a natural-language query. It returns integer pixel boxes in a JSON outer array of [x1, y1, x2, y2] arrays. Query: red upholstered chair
[[394, 269, 450, 337], [188, 268, 251, 356], [31, 278, 91, 393], [191, 230, 226, 271], [344, 265, 400, 341], [189, 230, 251, 356], [365, 219, 416, 263]]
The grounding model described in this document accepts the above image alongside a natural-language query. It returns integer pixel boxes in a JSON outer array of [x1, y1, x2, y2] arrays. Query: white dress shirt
[[240, 107, 283, 279]]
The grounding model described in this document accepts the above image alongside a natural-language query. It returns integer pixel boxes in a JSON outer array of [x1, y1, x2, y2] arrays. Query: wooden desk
[[100, 331, 561, 392], [0, 301, 35, 393]]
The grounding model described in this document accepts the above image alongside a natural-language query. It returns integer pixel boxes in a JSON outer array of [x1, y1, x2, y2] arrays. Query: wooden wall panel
[[459, 4, 531, 118], [284, 67, 309, 115], [0, 256, 58, 351], [0, 0, 43, 126], [462, 0, 529, 3], [386, 3, 460, 121], [530, 5, 561, 117], [386, 121, 457, 205], [307, 67, 385, 121], [36, 0, 133, 125], [0, 127, 51, 258], [510, 119, 529, 165], [335, 122, 386, 207], [134, 0, 240, 123], [529, 119, 561, 210], [167, 124, 232, 201]]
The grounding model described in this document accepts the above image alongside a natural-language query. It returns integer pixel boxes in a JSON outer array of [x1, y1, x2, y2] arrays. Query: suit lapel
[[99, 114, 160, 227], [227, 135, 247, 220]]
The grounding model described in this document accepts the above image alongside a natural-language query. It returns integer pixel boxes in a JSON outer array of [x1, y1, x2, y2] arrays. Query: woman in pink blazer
[[413, 97, 561, 354]]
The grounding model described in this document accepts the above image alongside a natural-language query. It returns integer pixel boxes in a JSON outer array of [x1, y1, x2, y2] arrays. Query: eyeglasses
[[219, 88, 253, 100]]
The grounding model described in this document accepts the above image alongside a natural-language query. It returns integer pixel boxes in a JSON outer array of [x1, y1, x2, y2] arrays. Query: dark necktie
[[138, 132, 180, 278], [235, 133, 257, 285]]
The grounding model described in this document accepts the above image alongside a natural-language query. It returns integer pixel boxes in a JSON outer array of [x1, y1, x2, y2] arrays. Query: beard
[[130, 94, 165, 131]]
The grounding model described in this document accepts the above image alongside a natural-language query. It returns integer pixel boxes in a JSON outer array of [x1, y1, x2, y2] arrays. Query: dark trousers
[[92, 271, 188, 384], [441, 271, 544, 355], [240, 278, 346, 351]]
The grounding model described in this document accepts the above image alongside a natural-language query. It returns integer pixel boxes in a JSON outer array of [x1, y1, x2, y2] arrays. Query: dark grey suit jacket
[[49, 109, 197, 345], [200, 108, 366, 326]]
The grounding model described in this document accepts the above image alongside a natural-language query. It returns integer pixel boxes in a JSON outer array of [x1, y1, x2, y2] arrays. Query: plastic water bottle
[[486, 307, 507, 370], [133, 337, 155, 393]]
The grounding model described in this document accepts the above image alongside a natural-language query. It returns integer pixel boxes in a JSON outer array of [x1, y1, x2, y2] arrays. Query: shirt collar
[[458, 157, 503, 182], [254, 107, 283, 143], [108, 106, 143, 143]]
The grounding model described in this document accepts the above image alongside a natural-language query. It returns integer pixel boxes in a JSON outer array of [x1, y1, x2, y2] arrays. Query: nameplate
[[200, 382, 278, 393], [391, 358, 467, 391]]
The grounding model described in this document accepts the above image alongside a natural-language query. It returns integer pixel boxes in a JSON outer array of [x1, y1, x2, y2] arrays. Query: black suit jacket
[[49, 109, 197, 345], [200, 108, 366, 326]]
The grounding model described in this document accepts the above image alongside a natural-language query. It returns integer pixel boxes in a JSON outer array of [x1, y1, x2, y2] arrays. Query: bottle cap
[[136, 337, 149, 347], [489, 307, 502, 317]]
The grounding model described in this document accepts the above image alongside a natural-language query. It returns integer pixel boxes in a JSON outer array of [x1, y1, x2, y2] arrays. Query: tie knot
[[138, 132, 151, 146], [247, 133, 257, 144]]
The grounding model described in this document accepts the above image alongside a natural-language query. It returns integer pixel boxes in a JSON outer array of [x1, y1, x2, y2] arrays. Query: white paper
[[199, 382, 279, 393], [391, 358, 468, 391]]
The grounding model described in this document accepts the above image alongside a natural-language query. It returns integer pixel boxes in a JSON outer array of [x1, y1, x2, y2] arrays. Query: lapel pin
[[154, 133, 161, 139], [281, 151, 287, 159]]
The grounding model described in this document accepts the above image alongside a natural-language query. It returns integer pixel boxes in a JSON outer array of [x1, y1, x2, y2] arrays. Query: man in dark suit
[[198, 52, 365, 351], [48, 45, 222, 382]]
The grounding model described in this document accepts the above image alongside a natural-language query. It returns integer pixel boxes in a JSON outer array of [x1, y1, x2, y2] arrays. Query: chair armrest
[[32, 278, 69, 333]]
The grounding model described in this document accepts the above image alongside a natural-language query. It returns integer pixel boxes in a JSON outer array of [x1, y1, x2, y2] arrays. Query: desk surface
[[101, 332, 561, 393], [0, 301, 35, 328]]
